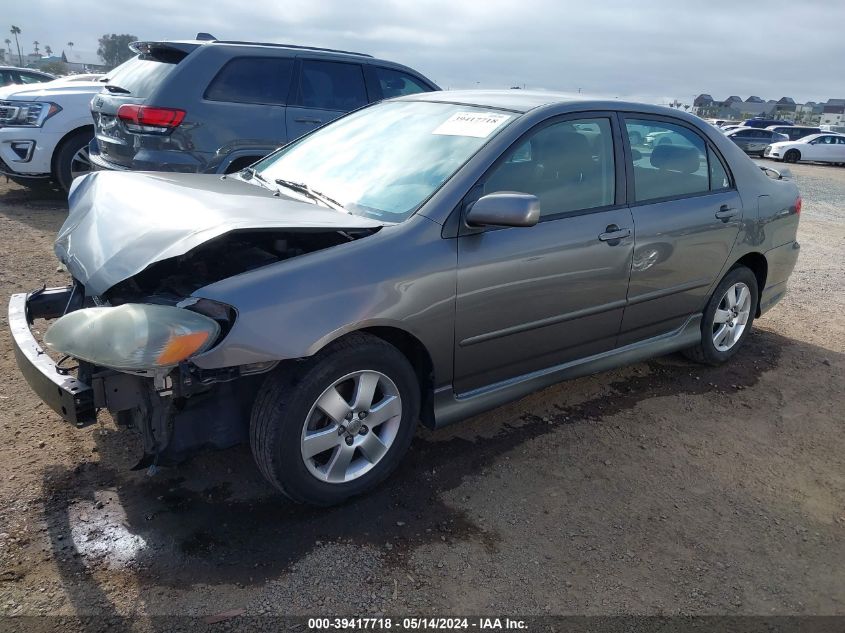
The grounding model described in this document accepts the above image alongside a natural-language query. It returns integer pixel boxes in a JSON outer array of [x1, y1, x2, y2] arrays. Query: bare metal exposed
[[10, 91, 801, 505]]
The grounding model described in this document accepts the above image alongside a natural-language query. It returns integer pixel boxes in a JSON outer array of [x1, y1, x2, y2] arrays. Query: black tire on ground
[[784, 149, 800, 163], [683, 266, 759, 366], [250, 332, 421, 506], [53, 129, 93, 192]]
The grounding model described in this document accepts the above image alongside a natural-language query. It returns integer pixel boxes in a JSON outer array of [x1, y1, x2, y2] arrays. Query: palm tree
[[33, 40, 40, 55], [10, 25, 22, 66], [3, 38, 10, 58], [45, 45, 52, 56]]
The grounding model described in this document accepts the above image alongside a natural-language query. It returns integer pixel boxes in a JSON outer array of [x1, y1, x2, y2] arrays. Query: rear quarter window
[[205, 57, 294, 105], [374, 67, 430, 98]]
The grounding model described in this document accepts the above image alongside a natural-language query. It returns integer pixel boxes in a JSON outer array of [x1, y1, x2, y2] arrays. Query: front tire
[[53, 130, 93, 192], [784, 149, 800, 163], [683, 266, 758, 365], [250, 333, 420, 505]]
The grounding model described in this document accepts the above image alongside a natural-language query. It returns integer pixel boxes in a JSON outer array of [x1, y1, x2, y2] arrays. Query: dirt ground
[[0, 162, 843, 626]]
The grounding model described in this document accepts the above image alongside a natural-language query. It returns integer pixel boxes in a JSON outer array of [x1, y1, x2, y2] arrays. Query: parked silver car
[[10, 91, 801, 505]]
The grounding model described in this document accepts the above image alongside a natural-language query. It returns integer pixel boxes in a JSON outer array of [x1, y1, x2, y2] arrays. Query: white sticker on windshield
[[432, 112, 511, 138]]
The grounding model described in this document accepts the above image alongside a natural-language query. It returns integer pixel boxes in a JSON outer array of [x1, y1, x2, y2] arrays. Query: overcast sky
[[7, 0, 845, 104]]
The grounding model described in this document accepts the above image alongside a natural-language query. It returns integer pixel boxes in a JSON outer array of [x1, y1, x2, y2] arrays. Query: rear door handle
[[295, 117, 323, 124], [598, 225, 631, 242], [715, 205, 738, 221]]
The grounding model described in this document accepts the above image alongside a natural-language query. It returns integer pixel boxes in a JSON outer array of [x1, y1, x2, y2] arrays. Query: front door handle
[[294, 117, 323, 125], [598, 225, 631, 243], [715, 205, 738, 221]]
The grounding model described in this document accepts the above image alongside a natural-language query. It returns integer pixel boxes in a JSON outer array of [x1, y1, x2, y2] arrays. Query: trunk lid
[[91, 44, 194, 168], [57, 171, 386, 295]]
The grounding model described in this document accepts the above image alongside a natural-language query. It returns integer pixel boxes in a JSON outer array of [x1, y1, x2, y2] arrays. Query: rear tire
[[683, 266, 758, 365], [250, 333, 420, 506], [53, 129, 93, 192], [784, 149, 800, 163]]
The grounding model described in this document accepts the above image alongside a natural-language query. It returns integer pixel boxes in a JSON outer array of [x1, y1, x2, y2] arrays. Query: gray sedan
[[10, 91, 801, 505], [726, 126, 789, 156]]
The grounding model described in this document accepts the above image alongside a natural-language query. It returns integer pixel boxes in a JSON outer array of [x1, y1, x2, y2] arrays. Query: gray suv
[[11, 92, 801, 506], [88, 36, 438, 174]]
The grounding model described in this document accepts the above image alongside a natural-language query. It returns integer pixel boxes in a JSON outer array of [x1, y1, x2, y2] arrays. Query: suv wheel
[[54, 130, 93, 192], [683, 266, 758, 365], [250, 333, 420, 505]]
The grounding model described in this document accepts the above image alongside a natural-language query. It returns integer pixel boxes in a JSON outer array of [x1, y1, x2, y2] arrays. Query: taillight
[[116, 104, 185, 134], [794, 196, 802, 215]]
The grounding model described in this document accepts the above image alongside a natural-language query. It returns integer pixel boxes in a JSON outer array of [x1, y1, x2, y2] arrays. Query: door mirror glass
[[466, 192, 540, 228]]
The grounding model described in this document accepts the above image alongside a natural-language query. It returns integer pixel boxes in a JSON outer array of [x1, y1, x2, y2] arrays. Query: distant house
[[721, 95, 742, 107], [736, 102, 775, 119], [62, 50, 108, 72], [745, 96, 764, 103], [821, 98, 845, 126], [694, 94, 714, 108]]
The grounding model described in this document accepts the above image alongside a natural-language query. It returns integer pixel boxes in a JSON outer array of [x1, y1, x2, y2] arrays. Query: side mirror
[[466, 192, 540, 228]]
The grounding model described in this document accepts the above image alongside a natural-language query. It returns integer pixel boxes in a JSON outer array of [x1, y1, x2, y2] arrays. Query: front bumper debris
[[9, 287, 96, 426]]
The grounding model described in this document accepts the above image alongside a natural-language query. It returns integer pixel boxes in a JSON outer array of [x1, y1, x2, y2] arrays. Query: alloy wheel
[[712, 282, 752, 352], [300, 370, 402, 484], [70, 146, 92, 180]]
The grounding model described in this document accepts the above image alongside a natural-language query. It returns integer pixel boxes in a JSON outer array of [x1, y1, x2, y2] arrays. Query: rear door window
[[625, 118, 709, 202], [205, 57, 294, 105], [374, 67, 430, 98], [298, 60, 368, 111]]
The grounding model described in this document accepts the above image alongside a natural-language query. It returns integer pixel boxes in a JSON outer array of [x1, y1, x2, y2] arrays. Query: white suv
[[0, 77, 102, 191]]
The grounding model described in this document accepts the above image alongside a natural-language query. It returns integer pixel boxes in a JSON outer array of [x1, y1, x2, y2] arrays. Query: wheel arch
[[50, 125, 94, 178], [310, 326, 437, 429], [731, 252, 768, 317], [359, 326, 436, 429]]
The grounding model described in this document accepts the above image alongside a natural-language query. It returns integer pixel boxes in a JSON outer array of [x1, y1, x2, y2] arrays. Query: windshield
[[254, 101, 515, 222]]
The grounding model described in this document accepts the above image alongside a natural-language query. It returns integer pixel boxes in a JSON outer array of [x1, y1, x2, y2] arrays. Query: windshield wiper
[[103, 84, 130, 94], [274, 178, 348, 213], [238, 166, 274, 189]]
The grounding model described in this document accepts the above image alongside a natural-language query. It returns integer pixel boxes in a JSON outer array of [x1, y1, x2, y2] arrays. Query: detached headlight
[[0, 101, 62, 127], [44, 304, 220, 371]]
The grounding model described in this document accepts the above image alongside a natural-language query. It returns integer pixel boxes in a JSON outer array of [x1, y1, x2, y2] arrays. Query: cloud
[[6, 0, 845, 103]]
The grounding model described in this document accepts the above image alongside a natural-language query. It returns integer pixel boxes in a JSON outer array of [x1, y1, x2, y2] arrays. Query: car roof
[[800, 133, 841, 142], [395, 89, 681, 115]]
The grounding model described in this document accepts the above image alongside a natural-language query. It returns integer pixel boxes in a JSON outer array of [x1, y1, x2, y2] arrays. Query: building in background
[[692, 93, 843, 125], [62, 50, 108, 73], [821, 99, 845, 127]]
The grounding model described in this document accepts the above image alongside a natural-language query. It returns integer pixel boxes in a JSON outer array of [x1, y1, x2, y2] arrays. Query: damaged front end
[[11, 171, 384, 469]]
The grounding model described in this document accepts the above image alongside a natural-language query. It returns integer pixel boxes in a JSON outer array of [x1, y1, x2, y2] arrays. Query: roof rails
[[210, 39, 373, 58]]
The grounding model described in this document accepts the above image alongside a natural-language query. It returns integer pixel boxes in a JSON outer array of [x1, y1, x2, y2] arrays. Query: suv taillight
[[117, 104, 185, 134], [794, 196, 802, 215]]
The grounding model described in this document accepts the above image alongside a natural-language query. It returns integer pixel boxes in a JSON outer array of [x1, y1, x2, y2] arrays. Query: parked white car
[[764, 133, 845, 165], [0, 77, 102, 191]]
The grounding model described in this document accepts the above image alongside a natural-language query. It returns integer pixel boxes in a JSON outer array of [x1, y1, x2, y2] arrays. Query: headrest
[[534, 130, 591, 162], [650, 144, 701, 174]]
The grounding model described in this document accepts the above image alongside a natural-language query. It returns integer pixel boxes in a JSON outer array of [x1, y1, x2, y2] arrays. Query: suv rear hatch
[[91, 42, 198, 169]]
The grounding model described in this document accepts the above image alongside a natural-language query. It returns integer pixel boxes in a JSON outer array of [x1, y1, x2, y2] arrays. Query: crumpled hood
[[56, 171, 385, 295]]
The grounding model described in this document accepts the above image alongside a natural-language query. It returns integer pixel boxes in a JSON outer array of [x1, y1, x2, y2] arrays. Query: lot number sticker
[[433, 112, 511, 138]]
